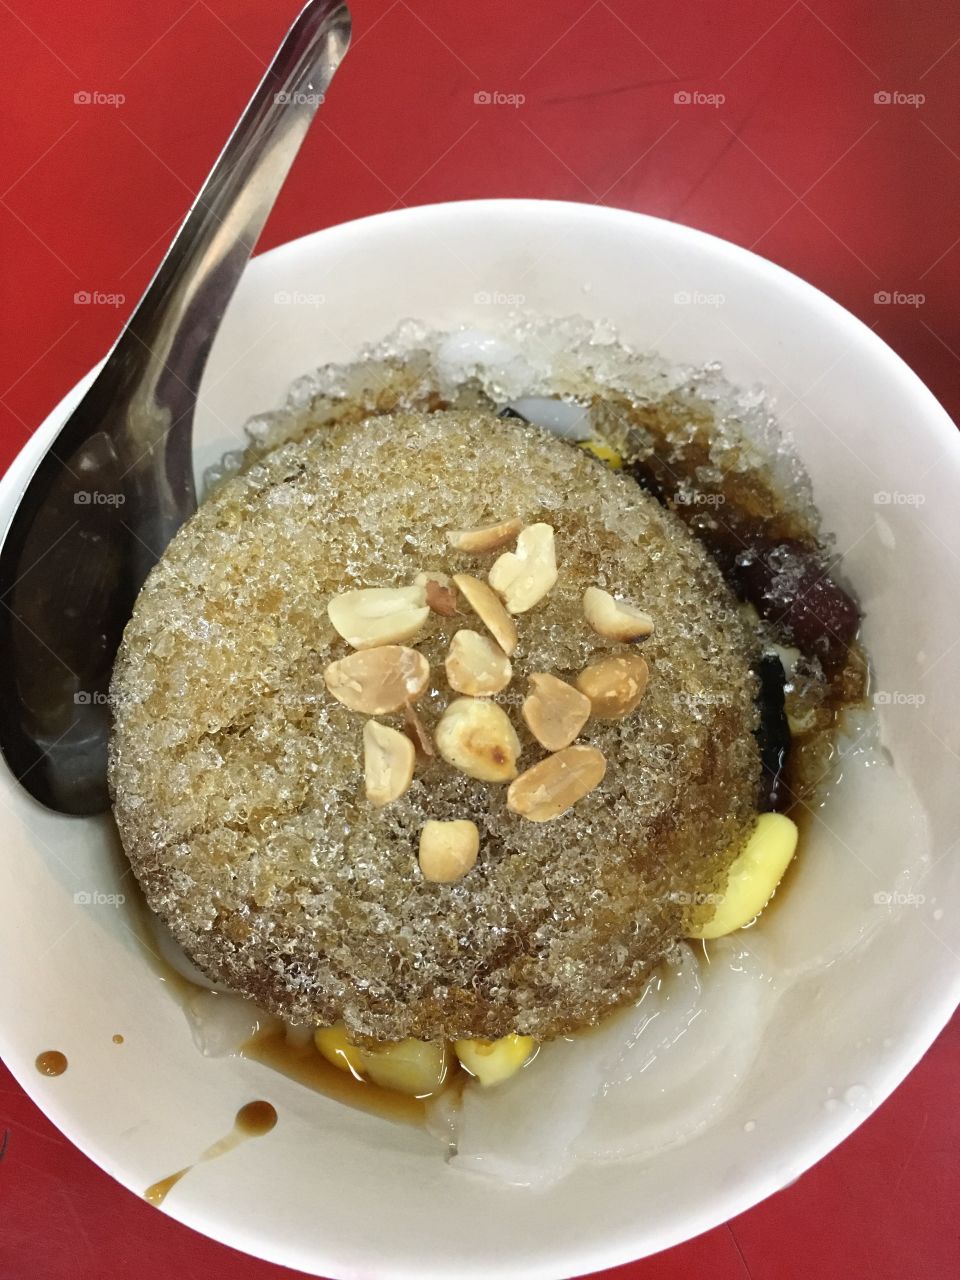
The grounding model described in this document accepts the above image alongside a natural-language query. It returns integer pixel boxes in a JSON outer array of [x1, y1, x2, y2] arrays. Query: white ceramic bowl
[[1, 200, 958, 1279]]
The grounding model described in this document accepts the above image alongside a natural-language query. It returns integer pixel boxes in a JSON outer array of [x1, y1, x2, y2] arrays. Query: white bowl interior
[[1, 200, 958, 1279]]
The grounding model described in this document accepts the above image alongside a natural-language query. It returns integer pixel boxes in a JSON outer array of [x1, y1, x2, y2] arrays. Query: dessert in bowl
[[112, 405, 761, 1044], [1, 201, 956, 1278], [111, 310, 861, 1075]]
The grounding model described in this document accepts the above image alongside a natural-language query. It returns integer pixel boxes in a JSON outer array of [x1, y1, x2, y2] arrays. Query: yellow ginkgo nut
[[687, 812, 799, 940]]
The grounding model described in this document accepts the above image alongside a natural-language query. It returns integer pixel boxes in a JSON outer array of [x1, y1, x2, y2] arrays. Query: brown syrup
[[112, 1034, 124, 1045], [144, 1100, 277, 1206], [590, 392, 868, 817], [241, 1030, 462, 1127], [133, 895, 465, 1127], [118, 874, 461, 1127], [35, 1050, 68, 1076], [122, 879, 212, 1001]]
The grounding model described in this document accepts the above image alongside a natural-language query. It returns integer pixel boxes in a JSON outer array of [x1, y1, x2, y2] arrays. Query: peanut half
[[328, 584, 430, 649], [453, 574, 518, 656], [507, 744, 606, 822], [582, 586, 653, 642], [445, 629, 513, 696], [363, 720, 416, 807], [324, 646, 430, 714], [575, 654, 649, 719], [522, 673, 591, 751], [418, 819, 480, 884], [447, 517, 522, 554], [488, 523, 558, 614], [435, 697, 521, 782]]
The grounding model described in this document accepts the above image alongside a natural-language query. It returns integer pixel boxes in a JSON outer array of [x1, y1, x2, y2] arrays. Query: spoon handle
[[112, 0, 352, 551]]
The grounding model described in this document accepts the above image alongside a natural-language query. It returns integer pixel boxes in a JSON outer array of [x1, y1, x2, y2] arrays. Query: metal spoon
[[0, 0, 351, 815]]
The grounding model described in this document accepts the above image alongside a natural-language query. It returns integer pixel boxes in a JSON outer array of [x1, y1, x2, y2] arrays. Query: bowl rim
[[1, 196, 958, 1279]]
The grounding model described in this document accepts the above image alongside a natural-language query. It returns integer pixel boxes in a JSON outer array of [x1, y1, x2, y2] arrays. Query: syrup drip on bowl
[[144, 1100, 277, 1206], [35, 1050, 68, 1076]]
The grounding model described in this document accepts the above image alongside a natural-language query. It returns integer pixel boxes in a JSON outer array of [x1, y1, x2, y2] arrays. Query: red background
[[0, 1, 957, 1277]]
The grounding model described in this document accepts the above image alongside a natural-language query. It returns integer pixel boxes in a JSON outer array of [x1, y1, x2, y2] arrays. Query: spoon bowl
[[0, 0, 351, 814]]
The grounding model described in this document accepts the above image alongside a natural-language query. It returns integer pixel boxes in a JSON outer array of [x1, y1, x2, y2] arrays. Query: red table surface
[[1, 1, 958, 1277]]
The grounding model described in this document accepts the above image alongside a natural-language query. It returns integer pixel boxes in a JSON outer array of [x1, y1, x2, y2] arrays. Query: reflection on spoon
[[144, 1100, 277, 1206]]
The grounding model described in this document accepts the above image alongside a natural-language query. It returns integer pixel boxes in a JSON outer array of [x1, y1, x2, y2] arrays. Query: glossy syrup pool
[[124, 883, 457, 1128], [241, 1030, 461, 1127]]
